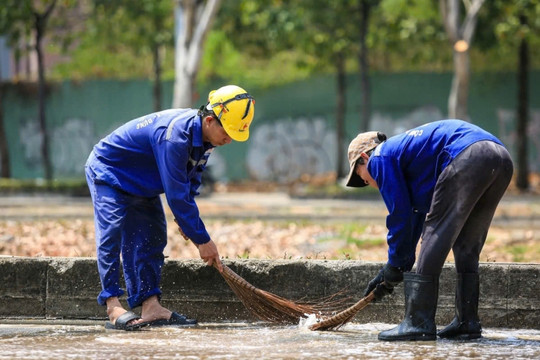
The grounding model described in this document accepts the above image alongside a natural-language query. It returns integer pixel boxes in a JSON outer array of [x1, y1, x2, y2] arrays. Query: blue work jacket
[[86, 108, 214, 244], [367, 119, 504, 270]]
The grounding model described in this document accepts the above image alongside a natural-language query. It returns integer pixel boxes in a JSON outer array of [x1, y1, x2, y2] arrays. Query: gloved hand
[[363, 263, 403, 301]]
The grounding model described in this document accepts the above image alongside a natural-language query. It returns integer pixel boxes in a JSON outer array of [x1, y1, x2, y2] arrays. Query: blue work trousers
[[85, 166, 167, 308]]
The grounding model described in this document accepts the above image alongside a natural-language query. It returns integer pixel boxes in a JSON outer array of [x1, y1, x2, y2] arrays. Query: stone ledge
[[0, 256, 538, 329]]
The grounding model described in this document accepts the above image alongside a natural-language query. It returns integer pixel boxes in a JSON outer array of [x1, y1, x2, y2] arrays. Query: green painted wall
[[2, 72, 539, 181]]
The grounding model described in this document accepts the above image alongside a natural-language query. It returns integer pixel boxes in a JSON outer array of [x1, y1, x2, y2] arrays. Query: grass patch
[[347, 238, 386, 247], [292, 182, 380, 199], [506, 245, 529, 263], [334, 223, 386, 248], [0, 178, 89, 196]]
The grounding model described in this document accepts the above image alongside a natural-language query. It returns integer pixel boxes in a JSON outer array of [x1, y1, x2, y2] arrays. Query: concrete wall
[[0, 256, 538, 329], [4, 73, 540, 180]]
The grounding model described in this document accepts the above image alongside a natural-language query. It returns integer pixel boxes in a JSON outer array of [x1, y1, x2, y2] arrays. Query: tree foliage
[[51, 0, 174, 81], [11, 0, 532, 88]]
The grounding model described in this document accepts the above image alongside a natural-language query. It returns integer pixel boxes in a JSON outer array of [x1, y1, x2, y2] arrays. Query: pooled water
[[0, 322, 539, 359]]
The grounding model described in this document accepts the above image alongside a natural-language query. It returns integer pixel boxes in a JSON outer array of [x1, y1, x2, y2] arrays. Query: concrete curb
[[0, 256, 538, 329]]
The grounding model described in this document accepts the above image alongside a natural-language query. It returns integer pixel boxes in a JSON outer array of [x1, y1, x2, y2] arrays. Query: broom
[[217, 262, 346, 324], [309, 290, 376, 331], [176, 223, 347, 324]]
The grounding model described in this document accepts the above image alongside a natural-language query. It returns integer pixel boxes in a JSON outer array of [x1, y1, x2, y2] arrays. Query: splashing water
[[297, 313, 319, 329]]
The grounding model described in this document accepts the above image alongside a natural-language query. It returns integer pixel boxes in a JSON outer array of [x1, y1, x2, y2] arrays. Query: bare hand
[[198, 240, 223, 273]]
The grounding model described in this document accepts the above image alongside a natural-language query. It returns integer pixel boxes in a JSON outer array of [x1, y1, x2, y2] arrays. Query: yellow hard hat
[[206, 85, 255, 142]]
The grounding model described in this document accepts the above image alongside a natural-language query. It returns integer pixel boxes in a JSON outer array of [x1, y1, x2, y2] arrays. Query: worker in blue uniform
[[85, 85, 255, 330], [345, 120, 513, 341]]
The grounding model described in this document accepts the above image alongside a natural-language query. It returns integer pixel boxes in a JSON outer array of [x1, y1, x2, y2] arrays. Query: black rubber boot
[[378, 273, 438, 341], [438, 272, 482, 340]]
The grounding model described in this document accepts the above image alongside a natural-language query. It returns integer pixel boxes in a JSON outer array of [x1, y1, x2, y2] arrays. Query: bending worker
[[345, 119, 513, 341], [85, 85, 255, 330]]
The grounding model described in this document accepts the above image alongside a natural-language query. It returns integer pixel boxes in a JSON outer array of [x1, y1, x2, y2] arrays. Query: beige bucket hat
[[345, 131, 386, 187]]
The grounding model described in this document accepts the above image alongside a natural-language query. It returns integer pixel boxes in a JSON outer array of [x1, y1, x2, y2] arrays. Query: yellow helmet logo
[[206, 85, 255, 142]]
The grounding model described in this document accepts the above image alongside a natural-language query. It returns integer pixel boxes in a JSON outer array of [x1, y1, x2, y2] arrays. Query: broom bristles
[[220, 264, 349, 324], [308, 291, 375, 331], [219, 262, 375, 329], [176, 225, 348, 324]]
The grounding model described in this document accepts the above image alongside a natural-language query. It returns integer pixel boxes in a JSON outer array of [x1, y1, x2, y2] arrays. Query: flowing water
[[1, 321, 539, 359]]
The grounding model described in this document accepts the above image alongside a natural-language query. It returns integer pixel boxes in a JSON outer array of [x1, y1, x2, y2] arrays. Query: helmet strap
[[209, 93, 254, 121], [197, 105, 206, 116]]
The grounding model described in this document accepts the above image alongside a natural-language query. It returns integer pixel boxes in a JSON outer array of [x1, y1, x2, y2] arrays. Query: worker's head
[[345, 131, 386, 187], [204, 85, 255, 142]]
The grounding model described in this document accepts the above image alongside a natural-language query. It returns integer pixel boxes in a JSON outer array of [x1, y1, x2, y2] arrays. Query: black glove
[[363, 263, 403, 301]]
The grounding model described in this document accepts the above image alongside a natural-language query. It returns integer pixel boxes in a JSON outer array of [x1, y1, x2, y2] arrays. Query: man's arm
[[176, 221, 222, 272], [370, 156, 418, 270], [154, 136, 211, 245]]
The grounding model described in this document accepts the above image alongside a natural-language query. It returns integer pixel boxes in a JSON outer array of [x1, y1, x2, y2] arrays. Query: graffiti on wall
[[19, 118, 97, 177], [498, 108, 540, 172], [19, 120, 43, 169], [52, 118, 96, 176], [369, 105, 443, 137], [16, 105, 538, 181], [246, 117, 337, 183], [246, 106, 443, 183]]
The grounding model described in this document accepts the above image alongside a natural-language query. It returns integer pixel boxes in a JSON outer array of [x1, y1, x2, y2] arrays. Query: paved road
[[1, 192, 539, 227]]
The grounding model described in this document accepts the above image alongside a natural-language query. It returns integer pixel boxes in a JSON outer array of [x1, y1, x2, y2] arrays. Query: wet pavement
[[0, 320, 539, 359]]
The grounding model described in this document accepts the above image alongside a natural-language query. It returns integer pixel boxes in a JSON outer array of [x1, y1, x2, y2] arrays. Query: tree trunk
[[516, 14, 529, 191], [14, 46, 21, 81], [172, 0, 221, 109], [440, 0, 485, 120], [358, 0, 372, 132], [25, 41, 32, 80], [449, 49, 469, 120], [152, 43, 162, 112], [0, 82, 11, 178], [34, 9, 54, 182], [336, 52, 347, 178]]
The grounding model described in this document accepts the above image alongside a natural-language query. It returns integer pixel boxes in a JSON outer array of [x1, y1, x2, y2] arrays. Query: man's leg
[[118, 195, 197, 325], [86, 166, 144, 327], [416, 141, 511, 275], [121, 195, 167, 309], [85, 167, 128, 306], [451, 143, 513, 273], [439, 143, 513, 339]]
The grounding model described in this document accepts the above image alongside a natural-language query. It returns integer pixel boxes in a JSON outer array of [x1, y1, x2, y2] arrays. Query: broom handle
[[216, 263, 261, 294], [311, 291, 375, 328]]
